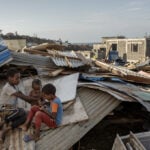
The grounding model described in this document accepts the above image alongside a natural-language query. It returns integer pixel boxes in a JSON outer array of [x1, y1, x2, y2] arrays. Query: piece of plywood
[[61, 97, 88, 126]]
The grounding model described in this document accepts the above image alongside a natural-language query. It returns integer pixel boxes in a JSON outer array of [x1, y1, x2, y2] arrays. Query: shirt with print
[[0, 83, 19, 107]]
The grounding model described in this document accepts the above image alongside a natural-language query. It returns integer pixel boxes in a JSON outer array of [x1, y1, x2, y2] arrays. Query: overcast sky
[[0, 0, 150, 43]]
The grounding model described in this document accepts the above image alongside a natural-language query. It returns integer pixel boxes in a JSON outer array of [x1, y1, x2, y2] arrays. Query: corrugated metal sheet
[[78, 82, 136, 102], [10, 52, 56, 68], [0, 129, 35, 150], [36, 87, 120, 150], [48, 50, 77, 58], [10, 52, 84, 68], [51, 56, 84, 68]]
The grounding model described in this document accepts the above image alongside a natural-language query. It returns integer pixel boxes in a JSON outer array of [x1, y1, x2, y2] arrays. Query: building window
[[112, 44, 117, 51], [132, 44, 138, 52]]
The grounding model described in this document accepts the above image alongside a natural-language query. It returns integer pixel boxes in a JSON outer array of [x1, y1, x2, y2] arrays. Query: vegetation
[[1, 32, 54, 44]]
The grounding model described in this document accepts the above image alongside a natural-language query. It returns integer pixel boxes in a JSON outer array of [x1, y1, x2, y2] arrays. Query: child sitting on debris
[[0, 68, 43, 143], [29, 79, 43, 106], [21, 83, 63, 142]]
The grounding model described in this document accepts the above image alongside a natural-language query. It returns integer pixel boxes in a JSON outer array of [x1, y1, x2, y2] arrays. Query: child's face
[[42, 92, 54, 101], [33, 84, 41, 91], [8, 73, 20, 85]]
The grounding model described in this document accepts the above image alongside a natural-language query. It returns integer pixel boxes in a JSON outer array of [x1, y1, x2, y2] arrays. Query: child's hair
[[7, 68, 20, 78], [42, 83, 56, 95], [32, 79, 42, 87]]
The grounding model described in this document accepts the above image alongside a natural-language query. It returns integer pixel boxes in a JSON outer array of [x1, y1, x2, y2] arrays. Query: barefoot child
[[29, 79, 43, 106], [21, 83, 63, 142]]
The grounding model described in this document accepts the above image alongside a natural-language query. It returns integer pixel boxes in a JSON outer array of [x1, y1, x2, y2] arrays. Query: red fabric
[[27, 105, 57, 129]]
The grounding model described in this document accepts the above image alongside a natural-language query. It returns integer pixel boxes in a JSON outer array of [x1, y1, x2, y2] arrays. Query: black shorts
[[5, 108, 27, 129]]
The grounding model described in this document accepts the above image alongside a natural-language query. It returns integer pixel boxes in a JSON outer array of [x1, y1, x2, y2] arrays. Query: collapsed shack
[[0, 43, 150, 150]]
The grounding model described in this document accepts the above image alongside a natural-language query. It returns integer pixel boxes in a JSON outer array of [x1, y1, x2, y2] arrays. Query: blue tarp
[[79, 74, 126, 83], [0, 45, 7, 52], [0, 49, 11, 63], [108, 50, 118, 61]]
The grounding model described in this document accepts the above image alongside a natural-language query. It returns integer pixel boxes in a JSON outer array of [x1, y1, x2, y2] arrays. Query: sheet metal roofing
[[10, 52, 84, 68], [50, 56, 84, 68], [10, 52, 55, 68]]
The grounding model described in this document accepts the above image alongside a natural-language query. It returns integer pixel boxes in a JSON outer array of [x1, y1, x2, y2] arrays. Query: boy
[[0, 68, 39, 107], [21, 83, 63, 142], [0, 68, 39, 142]]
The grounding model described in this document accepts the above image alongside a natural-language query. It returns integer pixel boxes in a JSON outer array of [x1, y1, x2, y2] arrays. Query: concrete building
[[4, 39, 26, 51], [93, 36, 150, 62]]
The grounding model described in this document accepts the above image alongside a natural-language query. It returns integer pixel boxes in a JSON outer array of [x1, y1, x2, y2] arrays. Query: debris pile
[[0, 42, 150, 150]]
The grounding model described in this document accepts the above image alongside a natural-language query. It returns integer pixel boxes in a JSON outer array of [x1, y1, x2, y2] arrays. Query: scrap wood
[[24, 49, 81, 60], [95, 60, 150, 84], [138, 71, 150, 78], [142, 65, 150, 71], [76, 52, 93, 66], [48, 68, 64, 77], [28, 43, 64, 51], [95, 60, 127, 77]]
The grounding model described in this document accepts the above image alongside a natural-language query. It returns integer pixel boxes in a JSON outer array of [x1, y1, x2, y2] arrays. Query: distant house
[[4, 39, 26, 51], [93, 36, 150, 62]]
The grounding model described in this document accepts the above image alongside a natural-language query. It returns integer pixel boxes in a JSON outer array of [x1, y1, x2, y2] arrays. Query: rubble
[[0, 42, 150, 150]]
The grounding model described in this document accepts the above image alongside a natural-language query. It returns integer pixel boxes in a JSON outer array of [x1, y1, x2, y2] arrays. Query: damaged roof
[[36, 87, 120, 150]]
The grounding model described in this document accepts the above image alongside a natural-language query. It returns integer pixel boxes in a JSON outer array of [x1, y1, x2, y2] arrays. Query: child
[[29, 79, 43, 106], [0, 68, 39, 143], [0, 68, 27, 143], [21, 83, 63, 142]]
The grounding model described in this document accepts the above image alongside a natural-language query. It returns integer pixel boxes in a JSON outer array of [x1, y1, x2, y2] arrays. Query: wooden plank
[[112, 134, 127, 150], [48, 68, 64, 77], [129, 132, 146, 150], [95, 60, 150, 84]]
